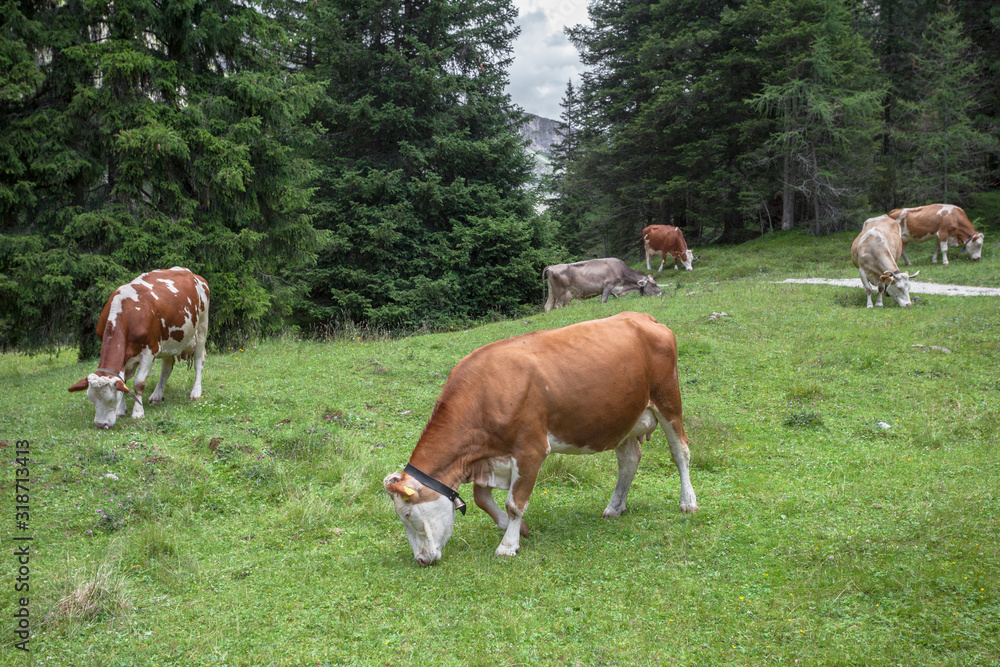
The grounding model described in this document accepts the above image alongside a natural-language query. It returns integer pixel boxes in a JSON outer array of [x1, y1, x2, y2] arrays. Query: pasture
[[2, 230, 999, 666]]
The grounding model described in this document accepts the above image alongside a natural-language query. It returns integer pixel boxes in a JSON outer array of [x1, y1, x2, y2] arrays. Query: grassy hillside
[[2, 231, 999, 666]]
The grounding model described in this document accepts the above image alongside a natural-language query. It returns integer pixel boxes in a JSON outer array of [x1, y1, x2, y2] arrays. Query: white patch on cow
[[547, 434, 600, 455], [477, 457, 518, 489], [161, 318, 166, 328], [936, 204, 958, 216], [966, 233, 984, 261], [387, 484, 455, 566], [107, 285, 140, 327], [85, 374, 125, 428], [679, 249, 694, 271], [133, 276, 157, 299], [160, 317, 196, 357], [156, 278, 179, 294]]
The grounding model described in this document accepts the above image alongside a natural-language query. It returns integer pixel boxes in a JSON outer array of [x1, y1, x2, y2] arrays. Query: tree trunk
[[781, 153, 794, 230]]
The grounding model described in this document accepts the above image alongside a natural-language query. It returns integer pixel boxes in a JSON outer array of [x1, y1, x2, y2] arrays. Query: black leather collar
[[404, 463, 467, 515]]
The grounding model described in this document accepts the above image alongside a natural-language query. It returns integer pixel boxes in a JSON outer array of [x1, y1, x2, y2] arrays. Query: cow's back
[[852, 216, 902, 269], [431, 312, 675, 452], [643, 225, 686, 252], [102, 267, 210, 357]]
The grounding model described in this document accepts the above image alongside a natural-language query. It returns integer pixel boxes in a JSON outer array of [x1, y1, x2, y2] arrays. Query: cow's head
[[384, 471, 457, 566], [638, 277, 663, 297], [879, 270, 919, 307], [679, 249, 694, 271], [964, 233, 984, 260], [68, 373, 130, 428]]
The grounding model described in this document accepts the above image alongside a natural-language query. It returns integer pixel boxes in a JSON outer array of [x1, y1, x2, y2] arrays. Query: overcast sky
[[507, 0, 592, 120]]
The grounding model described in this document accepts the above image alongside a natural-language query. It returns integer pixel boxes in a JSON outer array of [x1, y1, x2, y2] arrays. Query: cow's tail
[[542, 266, 551, 312]]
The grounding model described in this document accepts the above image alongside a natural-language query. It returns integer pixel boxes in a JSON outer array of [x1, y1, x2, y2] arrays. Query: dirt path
[[777, 278, 1000, 297]]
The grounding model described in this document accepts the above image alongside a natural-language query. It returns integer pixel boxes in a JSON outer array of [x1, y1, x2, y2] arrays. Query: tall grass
[[2, 231, 998, 665]]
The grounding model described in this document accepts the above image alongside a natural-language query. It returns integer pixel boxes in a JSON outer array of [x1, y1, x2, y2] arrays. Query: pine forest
[[2, 0, 998, 351]]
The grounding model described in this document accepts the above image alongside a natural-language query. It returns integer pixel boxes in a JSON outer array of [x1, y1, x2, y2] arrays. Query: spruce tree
[[749, 0, 885, 233], [893, 5, 996, 203], [0, 0, 320, 353], [299, 0, 551, 330]]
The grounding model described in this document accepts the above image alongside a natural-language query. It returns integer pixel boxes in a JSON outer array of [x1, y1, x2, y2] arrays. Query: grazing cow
[[69, 267, 210, 428], [383, 311, 698, 565], [887, 204, 984, 266], [643, 225, 694, 272], [851, 216, 919, 308], [542, 258, 662, 312]]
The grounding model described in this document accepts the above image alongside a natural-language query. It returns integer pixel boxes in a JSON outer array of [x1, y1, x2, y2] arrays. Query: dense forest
[[2, 0, 997, 353]]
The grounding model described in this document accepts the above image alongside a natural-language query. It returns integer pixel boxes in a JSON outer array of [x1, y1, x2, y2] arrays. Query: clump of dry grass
[[47, 562, 132, 625]]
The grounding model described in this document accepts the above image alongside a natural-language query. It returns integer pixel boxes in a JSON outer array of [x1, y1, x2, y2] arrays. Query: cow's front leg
[[149, 356, 174, 403], [938, 238, 949, 265], [603, 438, 641, 518], [474, 484, 529, 537], [859, 270, 875, 308], [900, 244, 912, 266], [130, 350, 156, 419], [496, 457, 542, 557]]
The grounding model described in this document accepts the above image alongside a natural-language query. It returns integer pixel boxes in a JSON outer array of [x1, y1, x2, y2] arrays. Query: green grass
[[2, 231, 999, 665]]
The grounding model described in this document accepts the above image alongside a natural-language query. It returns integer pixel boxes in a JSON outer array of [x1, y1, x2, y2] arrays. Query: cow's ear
[[879, 273, 893, 285], [115, 379, 131, 394], [384, 473, 422, 501], [68, 377, 89, 393]]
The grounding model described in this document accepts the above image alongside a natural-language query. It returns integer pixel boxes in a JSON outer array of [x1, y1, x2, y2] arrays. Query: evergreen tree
[[546, 79, 592, 255], [893, 5, 996, 203], [0, 0, 320, 354], [749, 0, 885, 233], [299, 0, 552, 330], [562, 0, 773, 250]]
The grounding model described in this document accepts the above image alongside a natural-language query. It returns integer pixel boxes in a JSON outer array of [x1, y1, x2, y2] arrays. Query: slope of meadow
[[2, 230, 999, 665]]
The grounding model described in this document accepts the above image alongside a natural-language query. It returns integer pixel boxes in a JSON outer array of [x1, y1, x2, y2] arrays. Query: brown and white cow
[[542, 258, 662, 312], [643, 225, 693, 272], [851, 216, 919, 308], [887, 204, 984, 266], [69, 267, 210, 428], [383, 311, 698, 565]]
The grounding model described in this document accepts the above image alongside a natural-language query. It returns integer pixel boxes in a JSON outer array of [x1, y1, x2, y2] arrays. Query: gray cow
[[543, 258, 662, 312]]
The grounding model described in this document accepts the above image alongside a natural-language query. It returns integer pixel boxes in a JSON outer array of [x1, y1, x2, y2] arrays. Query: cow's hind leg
[[603, 438, 641, 518], [474, 484, 529, 537], [653, 412, 698, 513], [149, 355, 175, 403], [190, 312, 209, 400], [900, 244, 912, 266]]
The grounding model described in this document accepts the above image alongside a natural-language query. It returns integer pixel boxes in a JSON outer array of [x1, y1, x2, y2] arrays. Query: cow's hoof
[[602, 507, 624, 518], [680, 503, 699, 514], [495, 544, 520, 557]]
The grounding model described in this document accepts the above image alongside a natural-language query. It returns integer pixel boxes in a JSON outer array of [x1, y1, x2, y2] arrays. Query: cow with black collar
[[384, 312, 698, 565]]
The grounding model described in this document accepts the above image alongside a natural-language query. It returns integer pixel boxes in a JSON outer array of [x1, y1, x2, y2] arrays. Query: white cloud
[[507, 0, 592, 120]]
